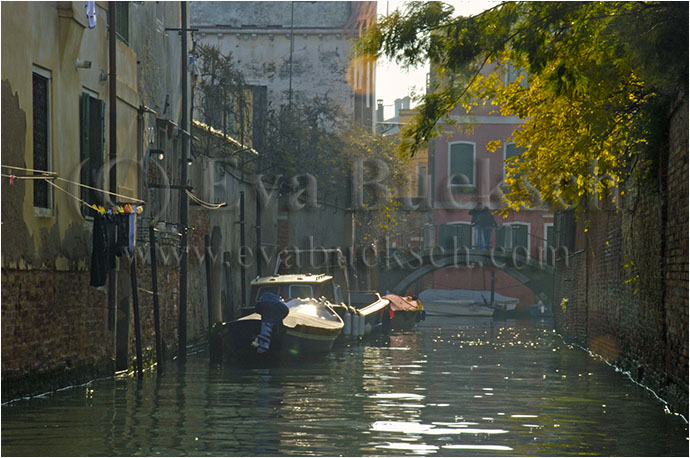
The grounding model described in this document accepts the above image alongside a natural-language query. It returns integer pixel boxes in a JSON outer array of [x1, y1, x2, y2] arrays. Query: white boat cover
[[419, 289, 518, 306]]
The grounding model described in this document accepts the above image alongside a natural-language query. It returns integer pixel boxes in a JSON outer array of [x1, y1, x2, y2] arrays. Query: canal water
[[2, 316, 688, 456]]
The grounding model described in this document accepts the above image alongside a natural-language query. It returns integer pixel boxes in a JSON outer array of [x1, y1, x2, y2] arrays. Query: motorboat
[[223, 292, 344, 361], [215, 273, 390, 362]]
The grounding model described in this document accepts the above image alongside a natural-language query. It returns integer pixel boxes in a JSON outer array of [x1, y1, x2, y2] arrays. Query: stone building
[[190, 1, 377, 131], [189, 1, 377, 286]]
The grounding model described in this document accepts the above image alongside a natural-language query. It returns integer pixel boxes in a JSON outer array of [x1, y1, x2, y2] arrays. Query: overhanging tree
[[357, 1, 688, 210]]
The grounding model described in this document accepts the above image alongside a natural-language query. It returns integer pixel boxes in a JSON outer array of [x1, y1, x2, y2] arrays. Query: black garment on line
[[90, 213, 128, 287]]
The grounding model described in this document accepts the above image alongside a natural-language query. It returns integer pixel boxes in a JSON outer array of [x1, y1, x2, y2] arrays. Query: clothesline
[[46, 179, 92, 209], [185, 189, 227, 210], [2, 164, 57, 176], [55, 175, 145, 204], [2, 164, 145, 204], [1, 173, 54, 181]]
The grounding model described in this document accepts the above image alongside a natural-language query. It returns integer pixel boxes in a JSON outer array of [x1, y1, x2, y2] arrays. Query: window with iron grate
[[32, 71, 51, 209]]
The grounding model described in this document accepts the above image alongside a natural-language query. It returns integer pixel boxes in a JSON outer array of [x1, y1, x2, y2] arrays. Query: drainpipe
[[108, 1, 118, 350], [178, 0, 190, 361]]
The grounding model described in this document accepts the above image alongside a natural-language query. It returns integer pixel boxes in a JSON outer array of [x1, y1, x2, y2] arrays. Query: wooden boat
[[382, 294, 426, 330], [223, 292, 343, 361]]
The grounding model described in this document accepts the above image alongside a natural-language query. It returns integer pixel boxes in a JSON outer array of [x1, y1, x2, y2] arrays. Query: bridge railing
[[382, 222, 560, 268], [384, 223, 434, 252]]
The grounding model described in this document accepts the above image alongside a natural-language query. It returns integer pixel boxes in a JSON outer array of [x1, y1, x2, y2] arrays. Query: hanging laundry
[[90, 213, 111, 287], [114, 213, 129, 256], [128, 212, 136, 254], [90, 213, 134, 287], [85, 1, 97, 29]]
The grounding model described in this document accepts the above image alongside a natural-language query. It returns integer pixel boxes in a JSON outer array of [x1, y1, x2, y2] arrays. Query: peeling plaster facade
[[0, 1, 197, 400], [190, 1, 377, 130]]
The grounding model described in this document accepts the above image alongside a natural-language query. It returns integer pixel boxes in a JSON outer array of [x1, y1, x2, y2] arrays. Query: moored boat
[[382, 294, 426, 330], [419, 289, 518, 317], [223, 292, 344, 361]]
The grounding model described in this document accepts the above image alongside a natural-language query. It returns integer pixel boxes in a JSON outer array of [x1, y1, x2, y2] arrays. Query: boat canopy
[[383, 294, 422, 312]]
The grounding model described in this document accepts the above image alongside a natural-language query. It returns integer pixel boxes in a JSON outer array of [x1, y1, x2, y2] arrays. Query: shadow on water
[[2, 317, 688, 456]]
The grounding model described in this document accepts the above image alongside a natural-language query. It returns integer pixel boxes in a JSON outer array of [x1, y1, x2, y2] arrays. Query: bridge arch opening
[[379, 251, 553, 306]]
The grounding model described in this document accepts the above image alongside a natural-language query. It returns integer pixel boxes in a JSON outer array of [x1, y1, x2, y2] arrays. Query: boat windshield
[[255, 286, 280, 303], [289, 284, 313, 299]]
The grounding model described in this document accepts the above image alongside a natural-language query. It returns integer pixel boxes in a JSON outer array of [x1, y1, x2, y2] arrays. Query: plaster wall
[[191, 1, 375, 123], [1, 1, 140, 271]]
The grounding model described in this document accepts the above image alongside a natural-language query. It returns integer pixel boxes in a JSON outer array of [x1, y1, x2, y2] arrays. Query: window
[[439, 223, 473, 250], [289, 285, 313, 299], [114, 2, 129, 45], [496, 223, 529, 251], [505, 62, 528, 88], [504, 142, 526, 177], [80, 92, 105, 215], [32, 68, 52, 211], [545, 223, 554, 250], [448, 142, 474, 188], [255, 286, 281, 303], [417, 165, 427, 197]]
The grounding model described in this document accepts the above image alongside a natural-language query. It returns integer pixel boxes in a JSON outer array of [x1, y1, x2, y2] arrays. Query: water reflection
[[2, 317, 687, 456]]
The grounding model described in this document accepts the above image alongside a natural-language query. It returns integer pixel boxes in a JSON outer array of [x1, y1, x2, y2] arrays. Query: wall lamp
[[76, 59, 92, 69], [149, 148, 165, 161]]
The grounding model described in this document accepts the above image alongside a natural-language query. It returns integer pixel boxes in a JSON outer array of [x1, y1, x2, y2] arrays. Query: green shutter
[[439, 224, 453, 250], [115, 2, 129, 45], [546, 225, 554, 249], [513, 225, 528, 249], [496, 226, 507, 250], [80, 93, 91, 205], [449, 143, 474, 186], [458, 224, 472, 247], [439, 223, 472, 249]]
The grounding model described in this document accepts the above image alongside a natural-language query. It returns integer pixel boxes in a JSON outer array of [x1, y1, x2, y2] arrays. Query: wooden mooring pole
[[129, 253, 143, 378], [149, 226, 163, 373]]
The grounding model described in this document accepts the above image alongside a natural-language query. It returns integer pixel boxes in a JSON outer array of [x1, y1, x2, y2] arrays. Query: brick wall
[[553, 94, 689, 416], [1, 270, 113, 401], [663, 95, 689, 406]]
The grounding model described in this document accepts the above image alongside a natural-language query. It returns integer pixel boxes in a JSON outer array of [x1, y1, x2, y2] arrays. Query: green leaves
[[358, 1, 687, 211]]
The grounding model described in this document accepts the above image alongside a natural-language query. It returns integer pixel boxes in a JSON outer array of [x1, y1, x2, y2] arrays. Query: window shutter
[[496, 226, 508, 250], [458, 224, 472, 247], [32, 73, 50, 208], [449, 143, 474, 186], [439, 224, 453, 250], [513, 225, 528, 249], [546, 225, 554, 249], [80, 93, 91, 205]]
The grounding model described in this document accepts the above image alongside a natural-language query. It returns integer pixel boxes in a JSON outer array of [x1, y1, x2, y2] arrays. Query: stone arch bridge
[[375, 247, 555, 302]]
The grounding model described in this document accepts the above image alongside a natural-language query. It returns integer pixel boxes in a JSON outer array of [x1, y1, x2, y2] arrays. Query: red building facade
[[428, 107, 554, 309]]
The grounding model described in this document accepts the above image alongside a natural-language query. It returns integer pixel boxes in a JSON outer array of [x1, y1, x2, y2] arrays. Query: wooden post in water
[[149, 226, 163, 373], [206, 233, 223, 363], [490, 271, 495, 306], [130, 254, 144, 378], [205, 234, 213, 330]]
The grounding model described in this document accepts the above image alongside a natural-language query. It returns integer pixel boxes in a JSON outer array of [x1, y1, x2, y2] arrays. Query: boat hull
[[223, 297, 344, 362]]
